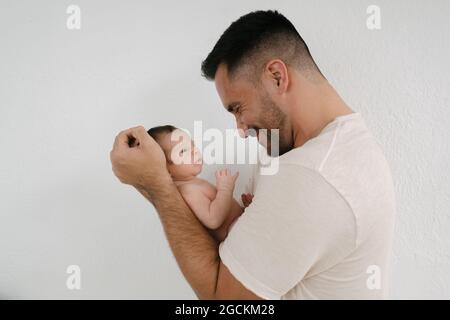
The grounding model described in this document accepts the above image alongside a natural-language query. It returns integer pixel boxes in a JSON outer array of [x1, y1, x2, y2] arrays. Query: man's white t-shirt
[[219, 112, 396, 299]]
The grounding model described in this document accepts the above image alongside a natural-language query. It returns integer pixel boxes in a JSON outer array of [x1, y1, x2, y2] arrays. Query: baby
[[147, 125, 254, 242]]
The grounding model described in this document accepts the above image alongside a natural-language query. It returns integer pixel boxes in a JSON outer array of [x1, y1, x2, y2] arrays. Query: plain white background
[[0, 0, 449, 299]]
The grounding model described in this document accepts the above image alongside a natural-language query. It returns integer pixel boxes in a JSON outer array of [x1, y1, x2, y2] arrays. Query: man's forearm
[[138, 174, 221, 299]]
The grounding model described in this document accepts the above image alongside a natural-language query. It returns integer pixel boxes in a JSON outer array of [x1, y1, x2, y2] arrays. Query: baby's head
[[147, 125, 203, 181]]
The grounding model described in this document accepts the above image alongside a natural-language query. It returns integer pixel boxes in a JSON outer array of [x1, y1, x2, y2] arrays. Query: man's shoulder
[[277, 112, 380, 172]]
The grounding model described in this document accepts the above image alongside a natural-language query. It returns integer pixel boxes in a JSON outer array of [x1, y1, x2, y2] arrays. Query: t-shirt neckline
[[320, 112, 361, 133]]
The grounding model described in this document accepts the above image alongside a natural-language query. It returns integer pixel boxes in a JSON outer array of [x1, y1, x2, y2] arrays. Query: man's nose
[[236, 118, 248, 138]]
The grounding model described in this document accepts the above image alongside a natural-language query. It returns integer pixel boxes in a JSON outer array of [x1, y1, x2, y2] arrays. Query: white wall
[[0, 0, 449, 299]]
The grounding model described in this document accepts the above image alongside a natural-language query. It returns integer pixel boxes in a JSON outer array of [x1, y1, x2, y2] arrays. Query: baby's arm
[[180, 187, 221, 229], [180, 169, 239, 230], [209, 169, 239, 228]]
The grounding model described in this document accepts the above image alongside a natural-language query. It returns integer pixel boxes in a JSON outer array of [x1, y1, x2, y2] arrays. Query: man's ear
[[263, 59, 289, 94]]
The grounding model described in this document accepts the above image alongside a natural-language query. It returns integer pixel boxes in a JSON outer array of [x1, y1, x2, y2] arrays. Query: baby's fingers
[[216, 169, 227, 177], [232, 171, 239, 183]]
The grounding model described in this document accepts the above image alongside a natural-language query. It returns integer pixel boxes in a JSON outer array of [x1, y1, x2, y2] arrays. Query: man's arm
[[139, 175, 262, 300], [112, 126, 262, 300]]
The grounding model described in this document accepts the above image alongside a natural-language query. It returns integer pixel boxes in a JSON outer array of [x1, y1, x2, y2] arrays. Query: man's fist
[[215, 169, 239, 193], [110, 126, 169, 188]]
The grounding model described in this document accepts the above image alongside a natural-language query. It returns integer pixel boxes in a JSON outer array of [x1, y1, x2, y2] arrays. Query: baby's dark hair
[[147, 125, 177, 142], [147, 125, 178, 163]]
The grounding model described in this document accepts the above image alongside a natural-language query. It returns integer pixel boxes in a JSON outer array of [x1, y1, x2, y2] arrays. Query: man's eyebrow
[[226, 102, 240, 112]]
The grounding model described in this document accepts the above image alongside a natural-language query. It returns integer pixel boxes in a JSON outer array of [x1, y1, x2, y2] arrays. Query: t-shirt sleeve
[[219, 164, 357, 299]]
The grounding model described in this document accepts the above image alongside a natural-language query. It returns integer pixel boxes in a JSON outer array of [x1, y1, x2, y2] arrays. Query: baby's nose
[[192, 147, 201, 159]]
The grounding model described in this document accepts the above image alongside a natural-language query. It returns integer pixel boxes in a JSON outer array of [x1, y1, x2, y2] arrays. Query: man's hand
[[110, 126, 169, 191], [215, 169, 239, 193]]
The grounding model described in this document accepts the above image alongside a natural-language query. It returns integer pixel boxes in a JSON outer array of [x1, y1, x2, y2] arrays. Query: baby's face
[[158, 129, 203, 180]]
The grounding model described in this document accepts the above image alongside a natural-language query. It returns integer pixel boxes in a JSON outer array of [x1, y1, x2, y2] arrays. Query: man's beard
[[257, 91, 293, 157]]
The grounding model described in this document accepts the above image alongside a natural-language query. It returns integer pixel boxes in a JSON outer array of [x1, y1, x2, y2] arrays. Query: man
[[110, 10, 396, 299]]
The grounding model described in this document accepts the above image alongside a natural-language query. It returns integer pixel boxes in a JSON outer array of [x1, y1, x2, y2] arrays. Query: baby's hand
[[215, 169, 239, 193], [241, 193, 254, 208]]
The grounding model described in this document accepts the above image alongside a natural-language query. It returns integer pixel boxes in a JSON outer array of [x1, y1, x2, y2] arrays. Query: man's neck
[[290, 78, 354, 148]]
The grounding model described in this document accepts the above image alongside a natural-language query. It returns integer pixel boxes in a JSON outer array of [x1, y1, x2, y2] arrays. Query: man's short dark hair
[[201, 10, 323, 81]]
